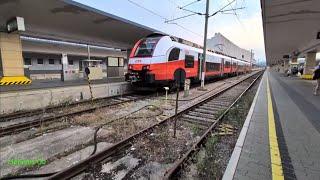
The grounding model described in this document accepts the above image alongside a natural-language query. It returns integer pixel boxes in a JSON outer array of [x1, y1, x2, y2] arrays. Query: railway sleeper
[[188, 111, 216, 119], [208, 100, 230, 104], [205, 103, 230, 108], [217, 95, 237, 99], [193, 108, 220, 115], [180, 117, 212, 127], [200, 105, 225, 111], [182, 114, 214, 123], [205, 101, 230, 106]]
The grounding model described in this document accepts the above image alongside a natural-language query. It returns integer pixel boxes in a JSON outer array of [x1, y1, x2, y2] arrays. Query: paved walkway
[[224, 69, 320, 180], [0, 77, 124, 93]]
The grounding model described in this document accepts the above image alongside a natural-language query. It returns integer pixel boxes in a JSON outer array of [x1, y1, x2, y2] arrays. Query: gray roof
[[261, 0, 320, 65], [0, 0, 160, 49]]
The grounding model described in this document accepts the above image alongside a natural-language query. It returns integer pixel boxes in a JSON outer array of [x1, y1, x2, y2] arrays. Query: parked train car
[[125, 34, 251, 88]]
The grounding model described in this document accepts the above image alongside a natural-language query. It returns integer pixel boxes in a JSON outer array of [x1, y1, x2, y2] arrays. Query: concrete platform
[[223, 69, 320, 180], [0, 79, 130, 114], [0, 77, 124, 93]]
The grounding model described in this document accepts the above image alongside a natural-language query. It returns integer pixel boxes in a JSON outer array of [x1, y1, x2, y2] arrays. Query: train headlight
[[128, 65, 133, 70], [142, 65, 150, 70]]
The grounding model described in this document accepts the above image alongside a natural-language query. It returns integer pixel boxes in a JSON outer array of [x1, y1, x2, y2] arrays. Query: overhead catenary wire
[[165, 13, 199, 23], [179, 0, 202, 9], [225, 0, 247, 31], [127, 0, 203, 37], [209, 0, 236, 17]]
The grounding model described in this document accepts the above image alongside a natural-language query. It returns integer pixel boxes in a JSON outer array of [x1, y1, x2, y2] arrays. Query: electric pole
[[200, 0, 210, 90]]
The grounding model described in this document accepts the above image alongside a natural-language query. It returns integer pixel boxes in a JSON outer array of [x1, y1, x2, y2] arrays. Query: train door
[[231, 59, 234, 73], [167, 47, 181, 80], [198, 53, 202, 80], [221, 58, 224, 77]]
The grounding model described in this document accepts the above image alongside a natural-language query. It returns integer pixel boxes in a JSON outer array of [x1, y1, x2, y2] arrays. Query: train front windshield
[[133, 37, 160, 57]]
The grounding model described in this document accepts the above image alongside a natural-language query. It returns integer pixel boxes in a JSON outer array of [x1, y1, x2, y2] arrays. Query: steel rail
[[163, 71, 263, 179], [48, 70, 263, 180], [0, 94, 131, 122], [0, 95, 146, 137]]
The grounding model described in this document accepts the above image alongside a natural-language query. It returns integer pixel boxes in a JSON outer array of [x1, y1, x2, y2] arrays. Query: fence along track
[[47, 71, 263, 180]]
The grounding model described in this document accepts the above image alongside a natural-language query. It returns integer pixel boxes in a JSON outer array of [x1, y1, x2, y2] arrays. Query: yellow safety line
[[267, 74, 284, 180]]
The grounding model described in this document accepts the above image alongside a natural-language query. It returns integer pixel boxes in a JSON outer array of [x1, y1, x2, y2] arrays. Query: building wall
[[22, 52, 126, 81], [207, 33, 254, 63], [23, 53, 63, 80], [20, 39, 128, 81]]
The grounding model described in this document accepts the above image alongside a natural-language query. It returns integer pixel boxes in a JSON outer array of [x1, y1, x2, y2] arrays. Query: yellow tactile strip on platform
[[0, 76, 32, 85], [300, 74, 313, 80], [267, 74, 284, 180]]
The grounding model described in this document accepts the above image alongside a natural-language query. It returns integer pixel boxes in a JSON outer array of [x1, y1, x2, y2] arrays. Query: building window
[[242, 55, 244, 58], [24, 58, 31, 65], [59, 59, 62, 64], [168, 48, 180, 61], [68, 60, 74, 65], [108, 57, 119, 67], [119, 58, 124, 67], [49, 59, 55, 65], [37, 58, 43, 64], [185, 55, 194, 68]]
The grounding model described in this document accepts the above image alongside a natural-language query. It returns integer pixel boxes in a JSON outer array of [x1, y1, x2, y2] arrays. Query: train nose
[[142, 65, 150, 70]]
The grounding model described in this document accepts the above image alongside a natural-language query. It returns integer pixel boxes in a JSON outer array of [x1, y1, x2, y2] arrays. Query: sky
[[75, 0, 266, 63]]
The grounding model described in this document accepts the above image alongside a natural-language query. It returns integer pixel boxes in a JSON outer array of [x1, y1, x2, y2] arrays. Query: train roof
[[167, 36, 250, 64]]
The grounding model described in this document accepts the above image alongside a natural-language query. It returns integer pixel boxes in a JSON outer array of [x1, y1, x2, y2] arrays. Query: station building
[[0, 0, 156, 85], [21, 37, 127, 81], [207, 33, 255, 64]]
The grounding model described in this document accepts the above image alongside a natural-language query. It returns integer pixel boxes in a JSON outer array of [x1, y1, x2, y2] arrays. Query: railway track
[[0, 94, 148, 137], [45, 70, 263, 179], [164, 72, 262, 179], [0, 73, 254, 137], [0, 93, 138, 122]]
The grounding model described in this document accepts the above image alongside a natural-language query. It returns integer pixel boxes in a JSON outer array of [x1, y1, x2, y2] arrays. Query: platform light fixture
[[7, 17, 25, 33]]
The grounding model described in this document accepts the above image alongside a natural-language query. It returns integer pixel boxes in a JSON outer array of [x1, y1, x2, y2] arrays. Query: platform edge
[[222, 71, 265, 180]]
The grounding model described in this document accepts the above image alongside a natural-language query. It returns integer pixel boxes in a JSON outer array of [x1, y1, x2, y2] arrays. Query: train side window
[[185, 55, 194, 68], [168, 48, 180, 61], [225, 61, 231, 68], [206, 62, 220, 71]]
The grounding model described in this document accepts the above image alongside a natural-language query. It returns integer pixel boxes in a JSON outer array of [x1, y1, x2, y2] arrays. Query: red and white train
[[125, 33, 251, 88]]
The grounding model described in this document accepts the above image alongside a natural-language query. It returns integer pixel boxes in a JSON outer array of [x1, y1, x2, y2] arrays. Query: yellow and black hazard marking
[[0, 76, 32, 86]]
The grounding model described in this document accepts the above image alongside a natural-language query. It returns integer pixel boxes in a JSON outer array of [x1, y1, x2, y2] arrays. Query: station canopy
[[261, 0, 320, 65], [0, 0, 158, 50]]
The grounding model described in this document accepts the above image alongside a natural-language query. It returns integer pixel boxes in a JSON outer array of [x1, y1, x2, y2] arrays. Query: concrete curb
[[222, 71, 266, 180]]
